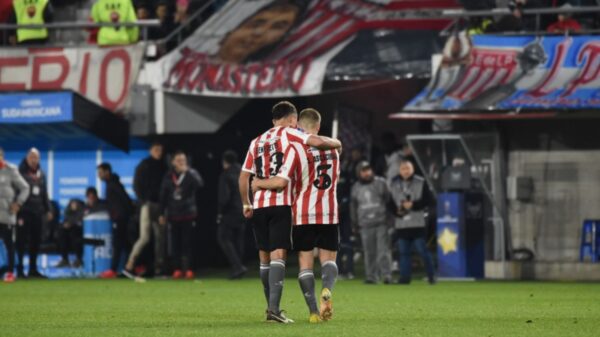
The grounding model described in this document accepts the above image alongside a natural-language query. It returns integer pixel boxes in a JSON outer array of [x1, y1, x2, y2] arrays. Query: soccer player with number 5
[[252, 108, 341, 323], [238, 102, 341, 324]]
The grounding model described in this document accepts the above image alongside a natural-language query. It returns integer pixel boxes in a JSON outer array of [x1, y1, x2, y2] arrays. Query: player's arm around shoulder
[[251, 176, 288, 193], [306, 135, 342, 150], [251, 143, 297, 193], [284, 127, 341, 150]]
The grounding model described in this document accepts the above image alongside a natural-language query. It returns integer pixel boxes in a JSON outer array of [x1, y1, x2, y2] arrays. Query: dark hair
[[399, 159, 414, 166], [172, 150, 186, 159], [150, 141, 163, 149], [222, 150, 238, 165], [135, 0, 149, 9], [155, 0, 169, 8], [97, 163, 112, 173], [86, 187, 98, 197], [508, 1, 522, 11], [272, 101, 297, 120]]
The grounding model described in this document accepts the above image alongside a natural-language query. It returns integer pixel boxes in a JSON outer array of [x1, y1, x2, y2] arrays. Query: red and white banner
[[157, 0, 453, 98], [0, 44, 145, 112]]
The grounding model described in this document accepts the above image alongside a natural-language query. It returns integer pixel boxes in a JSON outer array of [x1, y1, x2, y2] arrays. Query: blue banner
[[404, 34, 600, 111], [437, 192, 466, 278], [3, 147, 145, 219], [0, 92, 73, 124], [53, 151, 99, 210]]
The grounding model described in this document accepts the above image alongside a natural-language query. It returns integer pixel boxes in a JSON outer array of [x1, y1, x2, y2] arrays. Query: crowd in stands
[[2, 0, 599, 47], [1, 0, 227, 47], [464, 0, 600, 34]]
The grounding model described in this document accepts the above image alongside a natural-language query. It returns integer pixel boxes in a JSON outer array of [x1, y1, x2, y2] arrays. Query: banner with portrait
[[157, 0, 449, 97]]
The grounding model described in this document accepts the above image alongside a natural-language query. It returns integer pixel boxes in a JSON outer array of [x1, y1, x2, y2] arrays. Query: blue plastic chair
[[580, 220, 599, 263]]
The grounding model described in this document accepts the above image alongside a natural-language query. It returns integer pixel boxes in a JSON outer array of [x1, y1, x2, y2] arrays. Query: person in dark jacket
[[16, 148, 53, 278], [149, 1, 176, 40], [486, 1, 524, 33], [217, 150, 247, 279], [159, 151, 203, 280], [84, 187, 107, 215], [390, 160, 435, 284], [124, 142, 168, 278], [55, 199, 85, 268], [97, 163, 133, 279]]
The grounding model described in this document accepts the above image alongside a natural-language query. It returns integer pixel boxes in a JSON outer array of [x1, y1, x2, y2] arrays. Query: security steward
[[91, 0, 139, 46], [8, 0, 53, 45]]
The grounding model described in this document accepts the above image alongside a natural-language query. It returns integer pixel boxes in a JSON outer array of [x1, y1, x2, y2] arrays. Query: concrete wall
[[163, 94, 248, 134], [508, 150, 600, 262], [486, 261, 600, 281]]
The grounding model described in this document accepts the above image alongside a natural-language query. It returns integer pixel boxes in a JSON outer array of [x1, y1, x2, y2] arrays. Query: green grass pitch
[[1, 278, 599, 336]]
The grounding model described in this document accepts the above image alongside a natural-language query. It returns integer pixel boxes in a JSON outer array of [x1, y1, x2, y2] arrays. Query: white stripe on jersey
[[288, 142, 340, 225], [243, 126, 309, 209]]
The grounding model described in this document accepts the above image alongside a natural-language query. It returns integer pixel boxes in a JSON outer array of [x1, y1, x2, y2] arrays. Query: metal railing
[[0, 3, 597, 49], [0, 0, 217, 55], [438, 5, 600, 36], [441, 5, 600, 17], [0, 20, 160, 46]]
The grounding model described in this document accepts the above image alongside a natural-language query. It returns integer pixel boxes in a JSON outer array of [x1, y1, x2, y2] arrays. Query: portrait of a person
[[215, 0, 307, 64]]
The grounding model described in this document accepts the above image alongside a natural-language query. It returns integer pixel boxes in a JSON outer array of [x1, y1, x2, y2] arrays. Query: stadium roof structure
[[0, 91, 130, 151]]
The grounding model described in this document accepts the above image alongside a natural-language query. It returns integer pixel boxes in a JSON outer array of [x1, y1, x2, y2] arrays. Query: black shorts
[[292, 224, 339, 252], [252, 206, 292, 252]]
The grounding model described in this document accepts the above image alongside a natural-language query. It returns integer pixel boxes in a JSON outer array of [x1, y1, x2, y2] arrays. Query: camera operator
[[389, 160, 435, 284]]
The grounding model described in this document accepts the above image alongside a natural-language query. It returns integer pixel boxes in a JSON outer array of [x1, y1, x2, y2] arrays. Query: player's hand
[[47, 212, 54, 222], [251, 179, 261, 193], [9, 203, 20, 215], [159, 216, 167, 225], [402, 201, 413, 210], [243, 205, 253, 219]]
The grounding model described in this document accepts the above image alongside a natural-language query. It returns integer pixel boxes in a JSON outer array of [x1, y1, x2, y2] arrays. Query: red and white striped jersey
[[278, 142, 340, 225], [243, 126, 310, 209]]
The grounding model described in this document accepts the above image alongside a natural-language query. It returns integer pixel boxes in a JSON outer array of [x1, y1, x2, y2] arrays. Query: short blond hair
[[298, 108, 321, 130]]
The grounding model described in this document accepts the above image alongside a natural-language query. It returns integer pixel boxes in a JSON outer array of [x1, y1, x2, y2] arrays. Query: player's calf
[[298, 269, 320, 322], [321, 260, 338, 291], [320, 260, 338, 321]]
